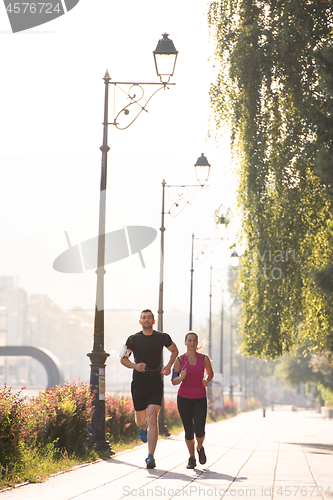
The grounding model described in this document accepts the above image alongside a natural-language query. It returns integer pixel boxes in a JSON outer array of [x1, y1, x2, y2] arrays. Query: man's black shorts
[[131, 379, 163, 411]]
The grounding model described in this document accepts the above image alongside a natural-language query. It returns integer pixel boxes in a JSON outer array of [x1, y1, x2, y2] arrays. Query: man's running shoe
[[197, 447, 207, 464], [186, 456, 197, 469], [145, 454, 156, 469], [139, 427, 147, 443]]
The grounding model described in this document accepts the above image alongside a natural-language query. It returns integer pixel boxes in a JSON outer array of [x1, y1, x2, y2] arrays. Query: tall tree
[[208, 0, 333, 358]]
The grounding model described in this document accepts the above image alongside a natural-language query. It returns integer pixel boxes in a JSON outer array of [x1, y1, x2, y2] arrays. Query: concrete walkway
[[1, 407, 332, 499]]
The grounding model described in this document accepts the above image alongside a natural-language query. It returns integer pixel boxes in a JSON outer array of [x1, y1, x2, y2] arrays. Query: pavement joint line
[[107, 418, 261, 498], [271, 418, 282, 500], [69, 454, 197, 500], [0, 442, 152, 495], [67, 441, 197, 499], [296, 427, 324, 500], [312, 427, 333, 458], [3, 409, 330, 499], [0, 459, 103, 495], [4, 438, 182, 496], [0, 439, 179, 496], [67, 468, 167, 500], [217, 426, 267, 500], [115, 444, 211, 500], [0, 410, 264, 500], [166, 416, 266, 500], [71, 433, 228, 500]]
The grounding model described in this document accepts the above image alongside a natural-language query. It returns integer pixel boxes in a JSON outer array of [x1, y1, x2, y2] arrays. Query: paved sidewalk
[[1, 407, 332, 500]]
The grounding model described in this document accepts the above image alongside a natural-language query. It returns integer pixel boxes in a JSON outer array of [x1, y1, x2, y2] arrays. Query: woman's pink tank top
[[178, 352, 206, 399]]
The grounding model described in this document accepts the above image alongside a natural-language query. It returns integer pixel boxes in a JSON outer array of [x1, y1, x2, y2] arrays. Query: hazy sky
[[0, 0, 239, 332]]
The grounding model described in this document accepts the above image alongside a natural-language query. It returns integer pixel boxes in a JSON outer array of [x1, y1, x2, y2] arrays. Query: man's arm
[[120, 352, 146, 372], [161, 341, 179, 376]]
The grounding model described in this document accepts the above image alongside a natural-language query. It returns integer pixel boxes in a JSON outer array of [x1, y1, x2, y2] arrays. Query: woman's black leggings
[[177, 395, 207, 441]]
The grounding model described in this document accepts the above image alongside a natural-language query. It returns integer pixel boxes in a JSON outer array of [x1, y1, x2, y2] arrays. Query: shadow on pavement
[[198, 471, 247, 482], [286, 442, 333, 454], [105, 457, 247, 483]]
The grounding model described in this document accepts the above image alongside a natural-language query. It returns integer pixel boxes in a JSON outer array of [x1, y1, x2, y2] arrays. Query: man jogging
[[120, 309, 178, 469]]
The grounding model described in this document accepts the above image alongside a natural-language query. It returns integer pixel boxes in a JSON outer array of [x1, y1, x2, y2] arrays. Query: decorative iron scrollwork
[[167, 186, 203, 217], [109, 82, 168, 130]]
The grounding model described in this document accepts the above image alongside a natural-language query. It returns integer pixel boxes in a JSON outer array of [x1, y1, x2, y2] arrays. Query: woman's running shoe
[[186, 456, 197, 469], [197, 447, 207, 464]]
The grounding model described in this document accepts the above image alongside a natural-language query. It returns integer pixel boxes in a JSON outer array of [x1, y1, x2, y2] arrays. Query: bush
[[105, 394, 182, 444], [0, 385, 184, 480], [105, 393, 138, 444], [21, 382, 93, 455], [164, 397, 181, 429], [0, 386, 25, 470], [222, 398, 238, 414], [318, 385, 333, 407], [245, 397, 261, 411]]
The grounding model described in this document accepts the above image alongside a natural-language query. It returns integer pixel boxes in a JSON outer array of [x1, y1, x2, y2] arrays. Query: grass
[[0, 410, 237, 491], [0, 444, 99, 490], [0, 422, 186, 491]]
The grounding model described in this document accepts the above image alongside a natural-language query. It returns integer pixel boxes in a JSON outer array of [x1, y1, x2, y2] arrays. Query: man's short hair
[[141, 309, 154, 320]]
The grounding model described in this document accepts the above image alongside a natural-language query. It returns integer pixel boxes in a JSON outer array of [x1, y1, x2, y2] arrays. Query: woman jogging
[[171, 331, 214, 469]]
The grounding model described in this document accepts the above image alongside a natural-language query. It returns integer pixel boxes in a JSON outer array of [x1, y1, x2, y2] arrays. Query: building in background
[[0, 276, 28, 384], [0, 276, 93, 387]]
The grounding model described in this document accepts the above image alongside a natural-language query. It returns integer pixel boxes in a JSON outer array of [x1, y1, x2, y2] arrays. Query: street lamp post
[[157, 179, 167, 436], [229, 303, 233, 404], [189, 217, 226, 331], [189, 233, 195, 331], [208, 266, 213, 407], [229, 251, 239, 406], [220, 289, 224, 409], [157, 154, 211, 435], [86, 34, 178, 452], [207, 249, 239, 410]]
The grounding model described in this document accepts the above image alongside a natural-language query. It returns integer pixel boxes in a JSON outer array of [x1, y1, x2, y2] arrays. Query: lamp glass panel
[[217, 220, 226, 237], [195, 165, 210, 184], [155, 53, 177, 78], [230, 254, 239, 268]]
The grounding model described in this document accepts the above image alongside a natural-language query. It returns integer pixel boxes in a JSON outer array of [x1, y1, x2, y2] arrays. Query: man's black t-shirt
[[125, 330, 172, 382]]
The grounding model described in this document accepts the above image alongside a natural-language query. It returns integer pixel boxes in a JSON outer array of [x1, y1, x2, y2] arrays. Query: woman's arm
[[171, 357, 187, 386], [202, 355, 214, 387]]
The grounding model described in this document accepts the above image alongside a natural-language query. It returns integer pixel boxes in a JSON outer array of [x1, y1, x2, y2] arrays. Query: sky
[[0, 0, 240, 336]]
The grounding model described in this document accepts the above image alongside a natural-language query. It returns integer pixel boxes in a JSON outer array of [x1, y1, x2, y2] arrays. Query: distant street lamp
[[206, 250, 239, 409], [230, 250, 240, 269], [189, 216, 226, 331], [157, 153, 210, 435], [220, 289, 224, 408], [229, 251, 239, 405], [86, 34, 178, 453], [194, 153, 211, 186]]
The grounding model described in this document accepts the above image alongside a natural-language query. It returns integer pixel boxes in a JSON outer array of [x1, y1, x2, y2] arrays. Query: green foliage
[[164, 397, 182, 429], [276, 348, 333, 406], [315, 263, 333, 295], [105, 394, 182, 446], [0, 383, 96, 486], [21, 382, 93, 455], [244, 396, 261, 411], [208, 398, 238, 422], [0, 439, 97, 489], [105, 393, 138, 445], [318, 385, 333, 407], [0, 386, 25, 470], [208, 0, 333, 358]]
